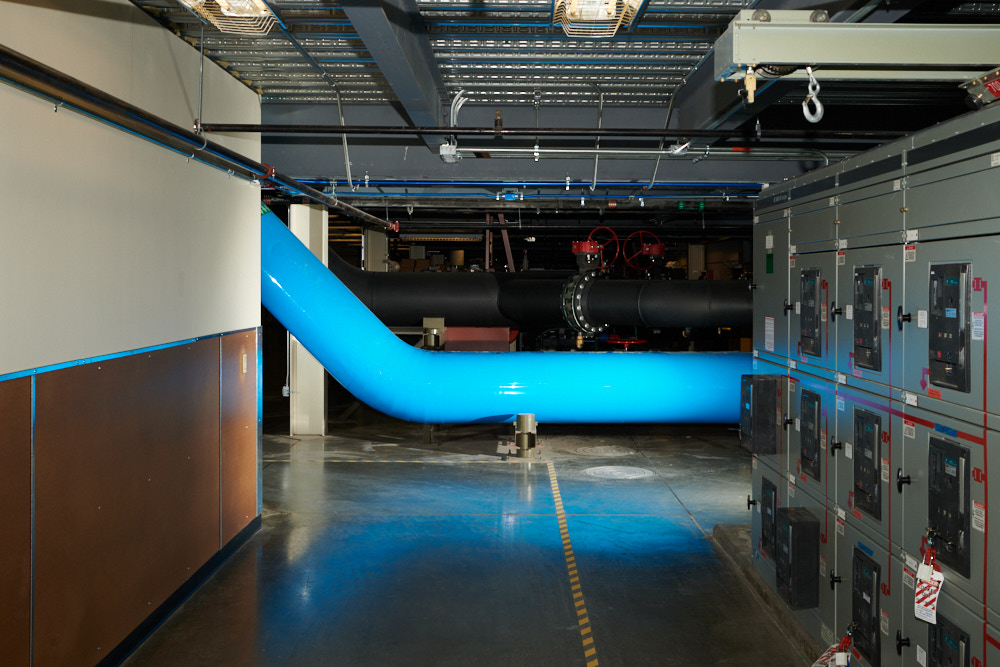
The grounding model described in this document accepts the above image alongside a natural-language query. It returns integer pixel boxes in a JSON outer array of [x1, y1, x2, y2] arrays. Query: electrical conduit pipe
[[261, 207, 751, 424]]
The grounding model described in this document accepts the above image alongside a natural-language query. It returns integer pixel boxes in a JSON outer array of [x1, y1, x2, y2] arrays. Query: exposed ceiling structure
[[130, 0, 999, 268]]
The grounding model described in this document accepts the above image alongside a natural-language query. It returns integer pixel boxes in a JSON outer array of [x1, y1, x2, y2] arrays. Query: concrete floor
[[124, 421, 810, 666]]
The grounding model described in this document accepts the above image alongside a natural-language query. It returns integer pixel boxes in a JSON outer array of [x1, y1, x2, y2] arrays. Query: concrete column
[[289, 204, 328, 436], [688, 243, 706, 280], [364, 227, 388, 272]]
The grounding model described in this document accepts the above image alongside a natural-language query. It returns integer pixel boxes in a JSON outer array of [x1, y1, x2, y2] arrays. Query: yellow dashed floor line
[[545, 460, 599, 667]]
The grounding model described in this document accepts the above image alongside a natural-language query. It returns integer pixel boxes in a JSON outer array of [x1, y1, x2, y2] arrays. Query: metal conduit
[[328, 247, 752, 329], [0, 44, 392, 230], [203, 123, 906, 142], [262, 207, 750, 424]]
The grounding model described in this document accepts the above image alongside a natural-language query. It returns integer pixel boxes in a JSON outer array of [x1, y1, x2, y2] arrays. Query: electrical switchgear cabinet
[[761, 474, 779, 561], [747, 359, 790, 474], [927, 263, 972, 394], [833, 244, 905, 399], [853, 266, 883, 373], [751, 460, 782, 593], [789, 252, 839, 373], [776, 507, 820, 610], [834, 520, 898, 667], [753, 219, 790, 362], [900, 236, 999, 425], [787, 369, 834, 504], [752, 103, 1000, 664], [928, 612, 971, 667], [833, 388, 897, 550], [892, 404, 992, 605], [928, 436, 971, 578], [852, 547, 882, 667], [894, 555, 985, 667], [800, 268, 824, 359], [800, 388, 822, 484], [904, 108, 1000, 233], [740, 374, 784, 458], [853, 408, 883, 522]]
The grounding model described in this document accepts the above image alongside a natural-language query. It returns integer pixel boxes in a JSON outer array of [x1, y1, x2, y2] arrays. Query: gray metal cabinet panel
[[905, 160, 1000, 231], [894, 557, 986, 667], [754, 220, 791, 359], [751, 358, 791, 476], [788, 369, 837, 509], [899, 236, 999, 423], [832, 387, 897, 551], [839, 183, 905, 241], [790, 252, 839, 374], [834, 519, 901, 667], [894, 404, 990, 606], [834, 245, 905, 398]]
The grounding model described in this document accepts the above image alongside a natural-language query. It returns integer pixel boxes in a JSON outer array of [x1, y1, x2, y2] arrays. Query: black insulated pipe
[[328, 251, 751, 329], [587, 280, 753, 329]]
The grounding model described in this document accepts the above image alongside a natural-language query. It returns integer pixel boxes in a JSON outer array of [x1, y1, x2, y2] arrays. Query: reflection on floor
[[124, 422, 809, 666]]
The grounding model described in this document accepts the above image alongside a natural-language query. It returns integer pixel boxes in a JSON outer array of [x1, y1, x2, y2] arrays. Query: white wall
[[0, 1, 261, 375]]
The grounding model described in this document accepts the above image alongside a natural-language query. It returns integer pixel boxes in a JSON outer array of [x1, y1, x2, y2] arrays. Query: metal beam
[[338, 0, 448, 149], [715, 11, 999, 82]]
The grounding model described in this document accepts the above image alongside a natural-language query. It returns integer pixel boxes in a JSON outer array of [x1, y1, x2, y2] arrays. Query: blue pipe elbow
[[260, 208, 751, 424]]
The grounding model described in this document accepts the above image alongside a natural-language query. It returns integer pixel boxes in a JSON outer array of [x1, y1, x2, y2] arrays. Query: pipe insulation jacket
[[328, 248, 752, 329], [262, 208, 751, 424]]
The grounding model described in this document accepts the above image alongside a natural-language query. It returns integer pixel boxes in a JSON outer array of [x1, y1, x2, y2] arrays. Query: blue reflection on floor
[[124, 424, 808, 666]]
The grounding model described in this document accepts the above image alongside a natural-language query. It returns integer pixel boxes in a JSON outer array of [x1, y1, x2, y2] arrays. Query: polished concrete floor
[[124, 421, 809, 666]]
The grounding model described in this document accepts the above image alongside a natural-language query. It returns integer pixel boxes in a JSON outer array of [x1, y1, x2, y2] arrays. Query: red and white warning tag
[[914, 548, 944, 624], [813, 628, 854, 666], [812, 644, 850, 666]]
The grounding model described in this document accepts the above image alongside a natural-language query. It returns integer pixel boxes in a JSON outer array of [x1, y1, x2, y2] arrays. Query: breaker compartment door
[[928, 436, 971, 578], [853, 265, 882, 372], [928, 263, 971, 393], [800, 389, 821, 482], [800, 268, 823, 357], [853, 408, 882, 521], [852, 548, 881, 667], [761, 475, 778, 560], [928, 613, 970, 667]]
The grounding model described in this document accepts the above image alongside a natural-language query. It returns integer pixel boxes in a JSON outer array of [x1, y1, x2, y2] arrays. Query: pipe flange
[[561, 270, 608, 335]]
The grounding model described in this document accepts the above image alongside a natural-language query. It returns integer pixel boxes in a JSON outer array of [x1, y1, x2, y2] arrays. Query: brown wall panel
[[0, 377, 32, 666], [220, 331, 260, 546], [33, 341, 221, 666]]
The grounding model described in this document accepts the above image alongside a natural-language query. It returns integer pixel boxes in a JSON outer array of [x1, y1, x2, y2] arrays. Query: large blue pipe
[[261, 208, 751, 424]]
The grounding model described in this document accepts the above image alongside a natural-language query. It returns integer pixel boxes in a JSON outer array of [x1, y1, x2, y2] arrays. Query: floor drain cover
[[575, 445, 631, 457], [583, 466, 655, 480]]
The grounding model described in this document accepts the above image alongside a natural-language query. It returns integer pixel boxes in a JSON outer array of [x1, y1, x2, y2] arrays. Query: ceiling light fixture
[[178, 0, 277, 35], [552, 0, 644, 38]]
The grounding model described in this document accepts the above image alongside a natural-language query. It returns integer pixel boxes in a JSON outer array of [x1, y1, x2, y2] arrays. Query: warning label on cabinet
[[973, 312, 985, 341], [973, 501, 986, 533], [903, 420, 916, 439], [765, 316, 774, 352], [905, 244, 917, 262]]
